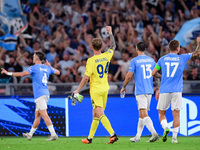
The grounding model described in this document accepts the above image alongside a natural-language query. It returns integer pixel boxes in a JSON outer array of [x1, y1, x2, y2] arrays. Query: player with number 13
[[121, 42, 160, 143]]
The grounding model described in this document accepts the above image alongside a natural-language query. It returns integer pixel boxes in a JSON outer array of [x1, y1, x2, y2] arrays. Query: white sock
[[143, 117, 157, 135], [161, 119, 168, 130], [29, 127, 37, 136], [136, 118, 144, 138], [111, 133, 115, 137], [173, 127, 179, 139], [47, 125, 56, 136]]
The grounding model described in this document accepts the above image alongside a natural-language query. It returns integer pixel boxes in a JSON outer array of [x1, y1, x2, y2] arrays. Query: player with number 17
[[1, 52, 60, 141], [152, 38, 200, 143]]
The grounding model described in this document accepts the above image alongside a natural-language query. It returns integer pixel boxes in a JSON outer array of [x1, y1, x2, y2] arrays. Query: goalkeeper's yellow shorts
[[90, 91, 108, 110]]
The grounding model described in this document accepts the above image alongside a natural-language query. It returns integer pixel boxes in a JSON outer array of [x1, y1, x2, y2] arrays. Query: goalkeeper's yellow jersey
[[85, 49, 114, 93]]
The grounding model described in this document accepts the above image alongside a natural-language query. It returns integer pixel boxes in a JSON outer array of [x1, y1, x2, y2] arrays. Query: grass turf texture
[[0, 136, 199, 150]]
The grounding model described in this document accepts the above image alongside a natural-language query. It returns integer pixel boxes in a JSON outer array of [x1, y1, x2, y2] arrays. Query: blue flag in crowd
[[0, 34, 18, 51], [0, 0, 27, 50], [174, 18, 200, 47]]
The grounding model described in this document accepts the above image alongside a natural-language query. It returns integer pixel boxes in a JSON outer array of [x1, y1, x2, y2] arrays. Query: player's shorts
[[35, 95, 49, 111], [90, 91, 108, 110], [157, 92, 182, 111], [136, 94, 152, 110]]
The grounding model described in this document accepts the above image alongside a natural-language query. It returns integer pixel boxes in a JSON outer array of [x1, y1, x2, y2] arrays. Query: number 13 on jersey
[[141, 64, 152, 79]]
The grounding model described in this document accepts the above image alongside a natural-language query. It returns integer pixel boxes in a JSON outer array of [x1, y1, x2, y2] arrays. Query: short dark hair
[[169, 40, 179, 51], [34, 41, 40, 45], [50, 44, 56, 48], [9, 55, 15, 59], [80, 44, 87, 53], [122, 49, 129, 55], [35, 51, 45, 61], [92, 38, 102, 51], [136, 42, 146, 51]]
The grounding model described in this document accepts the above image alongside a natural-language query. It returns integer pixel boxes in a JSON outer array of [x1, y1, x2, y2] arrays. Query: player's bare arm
[[74, 75, 90, 94], [152, 68, 161, 100], [106, 26, 116, 50], [155, 77, 161, 99], [153, 72, 162, 78], [53, 68, 60, 75], [192, 37, 200, 57], [45, 60, 60, 75], [152, 68, 159, 77], [120, 72, 133, 94], [153, 70, 161, 88], [1, 68, 30, 77], [155, 78, 161, 89], [152, 69, 161, 86]]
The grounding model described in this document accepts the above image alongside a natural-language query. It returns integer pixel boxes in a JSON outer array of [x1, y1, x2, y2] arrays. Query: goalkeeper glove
[[68, 93, 83, 106]]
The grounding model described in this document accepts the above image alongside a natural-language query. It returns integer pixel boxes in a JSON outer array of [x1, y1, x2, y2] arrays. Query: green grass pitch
[[0, 136, 199, 150]]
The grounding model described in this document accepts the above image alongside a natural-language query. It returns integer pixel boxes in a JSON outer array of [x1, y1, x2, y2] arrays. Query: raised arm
[[192, 37, 200, 57], [105, 26, 116, 50], [0, 48, 6, 66], [19, 33, 27, 48], [1, 68, 30, 77]]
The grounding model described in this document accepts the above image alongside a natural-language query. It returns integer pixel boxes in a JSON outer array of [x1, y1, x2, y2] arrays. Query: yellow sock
[[99, 115, 114, 136], [88, 118, 99, 139]]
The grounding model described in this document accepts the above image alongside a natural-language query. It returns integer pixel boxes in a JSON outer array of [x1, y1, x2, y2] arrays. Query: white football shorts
[[157, 92, 182, 111], [136, 94, 152, 110], [35, 95, 49, 111]]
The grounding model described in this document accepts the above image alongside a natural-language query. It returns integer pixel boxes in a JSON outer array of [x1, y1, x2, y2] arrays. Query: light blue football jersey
[[156, 53, 192, 93], [27, 64, 55, 99], [129, 55, 156, 95]]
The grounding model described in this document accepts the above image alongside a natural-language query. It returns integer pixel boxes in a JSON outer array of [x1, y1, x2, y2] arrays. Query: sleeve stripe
[[155, 65, 161, 70]]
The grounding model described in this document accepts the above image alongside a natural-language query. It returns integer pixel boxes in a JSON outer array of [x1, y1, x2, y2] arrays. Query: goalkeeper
[[73, 26, 118, 144]]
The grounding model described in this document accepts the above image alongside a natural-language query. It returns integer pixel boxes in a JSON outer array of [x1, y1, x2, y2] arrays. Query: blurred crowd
[[0, 0, 200, 94]]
